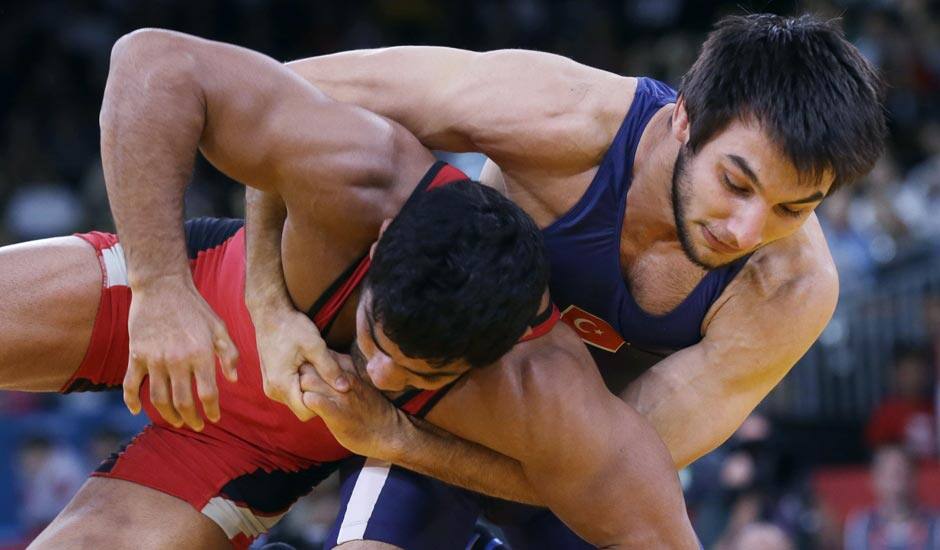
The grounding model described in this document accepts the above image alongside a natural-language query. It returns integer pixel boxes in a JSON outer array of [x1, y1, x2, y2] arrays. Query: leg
[[0, 236, 102, 391], [28, 477, 230, 550]]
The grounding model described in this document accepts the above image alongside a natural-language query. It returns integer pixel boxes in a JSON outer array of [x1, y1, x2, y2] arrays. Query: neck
[[621, 104, 682, 253]]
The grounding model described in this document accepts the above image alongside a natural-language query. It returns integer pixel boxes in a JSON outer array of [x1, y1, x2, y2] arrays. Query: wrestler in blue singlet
[[326, 78, 748, 550]]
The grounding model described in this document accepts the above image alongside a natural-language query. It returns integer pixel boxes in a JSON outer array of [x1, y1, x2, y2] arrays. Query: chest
[[623, 246, 708, 316]]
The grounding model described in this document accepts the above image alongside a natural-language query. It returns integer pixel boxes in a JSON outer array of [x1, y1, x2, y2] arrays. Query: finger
[[304, 338, 349, 392], [214, 326, 239, 383], [287, 379, 316, 422], [194, 362, 221, 424], [122, 358, 147, 415], [301, 389, 334, 417], [149, 371, 184, 428], [171, 369, 204, 432], [299, 363, 326, 392]]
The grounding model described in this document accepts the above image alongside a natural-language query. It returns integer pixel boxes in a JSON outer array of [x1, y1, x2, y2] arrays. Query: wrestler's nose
[[366, 353, 405, 392], [726, 201, 767, 251]]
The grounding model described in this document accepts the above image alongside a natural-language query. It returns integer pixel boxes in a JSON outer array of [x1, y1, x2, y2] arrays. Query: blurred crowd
[[0, 0, 938, 548]]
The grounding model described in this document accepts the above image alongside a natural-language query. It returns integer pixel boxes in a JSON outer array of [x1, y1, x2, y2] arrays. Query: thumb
[[214, 324, 239, 382], [287, 379, 317, 421], [303, 341, 349, 393]]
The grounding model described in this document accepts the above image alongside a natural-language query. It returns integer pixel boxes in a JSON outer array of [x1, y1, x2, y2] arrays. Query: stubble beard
[[671, 147, 717, 270]]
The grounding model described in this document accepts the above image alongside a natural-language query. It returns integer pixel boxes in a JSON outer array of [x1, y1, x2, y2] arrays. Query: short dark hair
[[679, 13, 887, 192], [366, 180, 549, 369]]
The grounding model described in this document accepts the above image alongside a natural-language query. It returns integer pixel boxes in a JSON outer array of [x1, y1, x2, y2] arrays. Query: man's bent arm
[[299, 362, 543, 504], [425, 338, 699, 548], [389, 414, 541, 505], [623, 230, 839, 468], [244, 188, 291, 314], [286, 47, 626, 175]]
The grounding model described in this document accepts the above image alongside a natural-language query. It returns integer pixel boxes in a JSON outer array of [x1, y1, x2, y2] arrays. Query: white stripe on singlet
[[335, 458, 393, 544], [201, 496, 286, 540], [100, 242, 128, 288]]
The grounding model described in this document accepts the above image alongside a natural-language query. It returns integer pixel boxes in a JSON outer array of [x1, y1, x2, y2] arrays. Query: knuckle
[[150, 394, 170, 408], [199, 388, 219, 402]]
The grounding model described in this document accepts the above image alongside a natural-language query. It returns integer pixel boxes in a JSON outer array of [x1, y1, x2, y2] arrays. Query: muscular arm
[[286, 47, 626, 175], [100, 28, 435, 426], [387, 414, 540, 505], [425, 333, 699, 548], [623, 226, 839, 468]]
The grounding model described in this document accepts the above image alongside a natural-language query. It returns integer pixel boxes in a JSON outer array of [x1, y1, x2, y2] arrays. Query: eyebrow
[[365, 308, 464, 379], [727, 154, 763, 191], [783, 191, 826, 205], [727, 154, 826, 205]]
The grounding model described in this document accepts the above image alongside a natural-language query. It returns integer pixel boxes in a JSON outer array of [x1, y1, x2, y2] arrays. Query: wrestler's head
[[669, 13, 886, 269], [352, 180, 550, 392]]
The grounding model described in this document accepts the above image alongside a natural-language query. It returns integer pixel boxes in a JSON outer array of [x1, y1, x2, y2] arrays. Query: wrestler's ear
[[369, 218, 393, 260], [672, 96, 690, 145]]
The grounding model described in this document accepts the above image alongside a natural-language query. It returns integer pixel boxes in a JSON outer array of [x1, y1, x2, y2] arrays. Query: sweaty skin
[[279, 47, 840, 468], [10, 30, 697, 549]]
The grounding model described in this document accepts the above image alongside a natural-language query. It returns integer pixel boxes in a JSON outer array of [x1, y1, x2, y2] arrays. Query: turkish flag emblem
[[560, 305, 626, 353]]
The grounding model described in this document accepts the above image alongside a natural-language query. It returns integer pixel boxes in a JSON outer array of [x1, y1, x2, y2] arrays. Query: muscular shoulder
[[746, 214, 838, 305], [459, 50, 637, 172], [704, 214, 839, 351]]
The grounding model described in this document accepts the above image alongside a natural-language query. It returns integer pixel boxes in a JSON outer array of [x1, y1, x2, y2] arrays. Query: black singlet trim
[[410, 160, 448, 198], [183, 217, 245, 260], [391, 389, 422, 408], [305, 252, 368, 338], [303, 160, 454, 335], [414, 384, 457, 418]]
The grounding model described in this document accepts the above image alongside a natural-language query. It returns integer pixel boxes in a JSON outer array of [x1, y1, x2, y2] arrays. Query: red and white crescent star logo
[[560, 305, 626, 353]]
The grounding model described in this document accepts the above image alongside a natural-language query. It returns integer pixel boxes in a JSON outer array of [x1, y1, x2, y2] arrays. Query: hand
[[124, 277, 239, 431], [300, 353, 402, 459], [254, 308, 349, 421]]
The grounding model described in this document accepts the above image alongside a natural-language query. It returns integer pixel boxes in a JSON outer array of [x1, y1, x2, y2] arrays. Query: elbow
[[107, 28, 201, 94], [110, 28, 183, 70], [102, 28, 202, 128]]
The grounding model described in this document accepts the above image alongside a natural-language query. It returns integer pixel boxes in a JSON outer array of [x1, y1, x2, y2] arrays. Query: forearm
[[623, 365, 739, 469], [100, 30, 206, 288], [383, 413, 542, 505], [244, 188, 293, 314]]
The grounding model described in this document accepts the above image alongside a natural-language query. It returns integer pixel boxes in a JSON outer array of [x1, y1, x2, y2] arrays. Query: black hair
[[679, 13, 887, 192], [365, 180, 549, 369]]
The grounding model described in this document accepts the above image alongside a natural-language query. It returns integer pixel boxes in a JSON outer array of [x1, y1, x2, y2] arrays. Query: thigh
[[327, 457, 483, 550], [0, 236, 102, 391], [28, 477, 230, 550]]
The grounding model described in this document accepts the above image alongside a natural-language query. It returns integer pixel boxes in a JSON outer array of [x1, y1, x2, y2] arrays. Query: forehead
[[701, 118, 834, 196]]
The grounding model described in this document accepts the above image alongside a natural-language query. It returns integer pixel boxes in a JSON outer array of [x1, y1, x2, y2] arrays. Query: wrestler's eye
[[776, 204, 805, 219], [723, 174, 750, 196]]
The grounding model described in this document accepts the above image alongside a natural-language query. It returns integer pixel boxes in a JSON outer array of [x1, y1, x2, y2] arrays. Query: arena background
[[0, 1, 938, 548]]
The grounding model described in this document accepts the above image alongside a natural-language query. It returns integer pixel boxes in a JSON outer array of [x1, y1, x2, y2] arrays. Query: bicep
[[287, 47, 626, 171]]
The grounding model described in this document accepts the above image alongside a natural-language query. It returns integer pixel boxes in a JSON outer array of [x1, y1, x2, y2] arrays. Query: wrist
[[245, 281, 294, 317], [128, 270, 194, 293], [374, 409, 413, 463]]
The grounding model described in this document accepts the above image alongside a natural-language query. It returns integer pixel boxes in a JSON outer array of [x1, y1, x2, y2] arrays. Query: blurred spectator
[[866, 344, 937, 459], [728, 521, 795, 550], [16, 435, 86, 539], [844, 445, 940, 549], [688, 414, 804, 547]]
